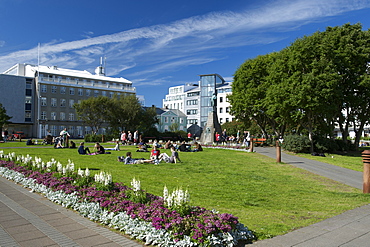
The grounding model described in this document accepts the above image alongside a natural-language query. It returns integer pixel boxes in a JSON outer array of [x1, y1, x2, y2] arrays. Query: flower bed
[[0, 151, 254, 246]]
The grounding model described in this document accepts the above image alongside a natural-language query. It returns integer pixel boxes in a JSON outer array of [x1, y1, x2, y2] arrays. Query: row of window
[[162, 116, 185, 124], [219, 107, 230, 113], [187, 109, 198, 115], [41, 125, 91, 137], [41, 97, 80, 108], [41, 84, 116, 98], [40, 111, 76, 121], [40, 74, 122, 88]]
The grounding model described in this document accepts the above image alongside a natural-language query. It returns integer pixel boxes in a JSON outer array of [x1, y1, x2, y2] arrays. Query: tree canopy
[[0, 103, 12, 141], [229, 23, 370, 151], [74, 94, 158, 135]]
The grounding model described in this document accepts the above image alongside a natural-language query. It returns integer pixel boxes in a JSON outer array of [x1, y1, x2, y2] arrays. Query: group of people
[[120, 130, 139, 145], [215, 129, 251, 147], [118, 145, 181, 165], [77, 142, 106, 155]]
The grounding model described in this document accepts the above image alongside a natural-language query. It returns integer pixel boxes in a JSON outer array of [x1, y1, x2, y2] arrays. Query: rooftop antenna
[[95, 56, 106, 76], [37, 43, 40, 77]]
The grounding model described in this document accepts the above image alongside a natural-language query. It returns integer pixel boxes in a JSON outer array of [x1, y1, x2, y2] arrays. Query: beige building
[[1, 63, 135, 138]]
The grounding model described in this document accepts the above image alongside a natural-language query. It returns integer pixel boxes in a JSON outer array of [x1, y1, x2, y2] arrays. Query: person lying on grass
[[119, 152, 154, 164]]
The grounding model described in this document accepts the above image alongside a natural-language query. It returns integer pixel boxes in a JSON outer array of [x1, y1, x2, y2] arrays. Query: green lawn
[[293, 150, 365, 172], [1, 141, 369, 240]]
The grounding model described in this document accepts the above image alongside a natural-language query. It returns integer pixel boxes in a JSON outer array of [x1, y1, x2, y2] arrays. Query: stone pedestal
[[200, 111, 222, 144]]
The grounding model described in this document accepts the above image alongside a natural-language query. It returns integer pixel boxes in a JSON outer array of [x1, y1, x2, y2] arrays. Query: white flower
[[85, 168, 90, 177]]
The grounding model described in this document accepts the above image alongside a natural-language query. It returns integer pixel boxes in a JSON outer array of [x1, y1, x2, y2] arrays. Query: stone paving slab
[[0, 176, 144, 247]]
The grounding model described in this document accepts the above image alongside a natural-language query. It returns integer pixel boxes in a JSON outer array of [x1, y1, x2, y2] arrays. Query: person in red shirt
[[150, 146, 161, 160], [187, 132, 192, 139]]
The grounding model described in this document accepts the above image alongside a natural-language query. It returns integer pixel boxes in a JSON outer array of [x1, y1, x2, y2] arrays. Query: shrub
[[282, 135, 311, 153]]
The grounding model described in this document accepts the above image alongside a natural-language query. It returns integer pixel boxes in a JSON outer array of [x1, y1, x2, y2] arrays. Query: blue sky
[[1, 0, 370, 106]]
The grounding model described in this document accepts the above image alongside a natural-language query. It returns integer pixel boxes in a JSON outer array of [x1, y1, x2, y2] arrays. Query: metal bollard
[[362, 150, 370, 193]]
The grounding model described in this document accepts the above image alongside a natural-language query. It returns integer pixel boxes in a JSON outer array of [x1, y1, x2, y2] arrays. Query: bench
[[252, 138, 267, 146]]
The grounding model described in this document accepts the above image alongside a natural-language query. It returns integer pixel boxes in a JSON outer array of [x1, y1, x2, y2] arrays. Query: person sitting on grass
[[150, 146, 160, 160], [157, 146, 181, 164], [192, 142, 203, 152], [93, 142, 105, 154], [26, 138, 35, 145], [122, 152, 153, 164], [78, 142, 91, 154], [178, 141, 191, 152], [69, 140, 76, 149]]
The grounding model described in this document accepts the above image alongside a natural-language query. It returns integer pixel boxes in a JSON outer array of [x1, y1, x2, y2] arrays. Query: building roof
[[4, 63, 132, 84]]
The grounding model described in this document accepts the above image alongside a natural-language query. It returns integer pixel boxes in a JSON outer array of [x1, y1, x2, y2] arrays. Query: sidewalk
[[0, 176, 143, 247], [250, 147, 370, 247]]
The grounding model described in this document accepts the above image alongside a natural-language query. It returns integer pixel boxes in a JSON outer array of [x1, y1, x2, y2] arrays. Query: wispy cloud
[[0, 0, 369, 81]]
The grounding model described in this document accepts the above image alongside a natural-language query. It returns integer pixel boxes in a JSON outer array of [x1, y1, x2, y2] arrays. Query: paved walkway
[[0, 176, 143, 247], [250, 147, 370, 247]]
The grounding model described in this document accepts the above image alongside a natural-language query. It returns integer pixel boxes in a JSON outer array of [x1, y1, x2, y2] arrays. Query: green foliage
[[282, 135, 311, 153], [84, 134, 116, 143], [0, 103, 12, 141], [231, 23, 370, 152]]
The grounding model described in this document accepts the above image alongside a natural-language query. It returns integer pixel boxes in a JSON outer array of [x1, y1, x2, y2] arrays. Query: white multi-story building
[[163, 74, 234, 133], [0, 63, 135, 138]]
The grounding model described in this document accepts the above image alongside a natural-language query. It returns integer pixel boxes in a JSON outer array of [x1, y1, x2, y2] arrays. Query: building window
[[94, 90, 99, 97], [51, 98, 57, 107], [41, 97, 47, 106], [78, 88, 83, 96], [25, 96, 32, 104], [51, 112, 56, 120], [226, 107, 230, 113], [187, 119, 198, 125], [69, 113, 74, 121], [60, 112, 65, 120], [187, 92, 200, 97], [101, 91, 106, 97], [41, 85, 47, 93], [25, 111, 32, 122], [220, 97, 223, 103], [86, 89, 91, 96], [51, 86, 57, 93], [164, 117, 168, 123], [69, 88, 75, 95], [220, 118, 223, 124], [69, 99, 74, 108], [60, 99, 66, 107], [109, 92, 114, 98], [186, 109, 198, 115], [41, 111, 47, 120], [60, 87, 66, 94], [219, 108, 223, 113], [51, 125, 57, 136], [186, 99, 198, 105], [226, 118, 229, 122]]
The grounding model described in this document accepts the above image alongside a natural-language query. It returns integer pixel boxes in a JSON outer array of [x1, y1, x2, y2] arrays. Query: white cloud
[[0, 0, 369, 76]]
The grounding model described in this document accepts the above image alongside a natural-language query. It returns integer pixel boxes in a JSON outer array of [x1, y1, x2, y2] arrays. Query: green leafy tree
[[0, 103, 12, 141], [107, 95, 158, 135], [230, 23, 370, 151], [73, 96, 111, 135]]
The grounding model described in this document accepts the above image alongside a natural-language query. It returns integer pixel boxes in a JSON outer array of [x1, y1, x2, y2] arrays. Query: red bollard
[[362, 150, 370, 193]]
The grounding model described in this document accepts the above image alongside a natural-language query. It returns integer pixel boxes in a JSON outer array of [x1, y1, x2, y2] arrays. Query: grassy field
[[293, 150, 366, 172], [1, 140, 369, 240]]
